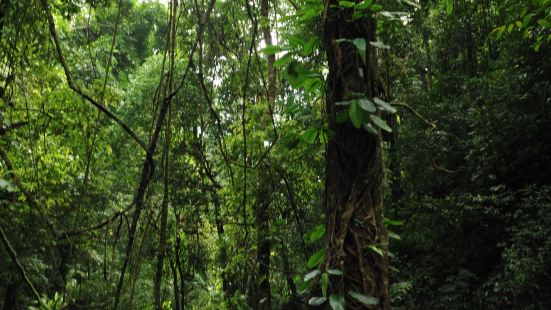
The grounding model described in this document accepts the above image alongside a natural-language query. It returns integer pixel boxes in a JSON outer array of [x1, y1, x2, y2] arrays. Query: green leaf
[[336, 110, 349, 124], [388, 230, 401, 240], [288, 34, 306, 48], [358, 98, 376, 113], [401, 0, 421, 9], [308, 297, 327, 306], [300, 5, 323, 22], [384, 218, 404, 226], [308, 224, 325, 243], [304, 269, 321, 282], [523, 14, 533, 28], [364, 123, 378, 135], [274, 53, 292, 68], [352, 10, 366, 20], [349, 100, 370, 128], [308, 249, 326, 268], [537, 18, 551, 28], [321, 273, 329, 296], [355, 0, 373, 10], [370, 4, 383, 11], [367, 244, 384, 256], [373, 97, 396, 113], [348, 291, 379, 306], [446, 0, 453, 15], [261, 45, 282, 55], [370, 115, 392, 132], [353, 38, 367, 64], [329, 294, 345, 310], [338, 1, 356, 8], [327, 269, 343, 276], [319, 127, 333, 144], [301, 126, 318, 144], [370, 41, 390, 49], [303, 37, 318, 56]]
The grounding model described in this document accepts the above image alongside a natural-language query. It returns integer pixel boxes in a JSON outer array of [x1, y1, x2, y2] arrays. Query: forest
[[0, 0, 550, 309]]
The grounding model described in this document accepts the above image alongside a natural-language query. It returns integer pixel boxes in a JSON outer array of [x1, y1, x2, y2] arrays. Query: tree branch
[[0, 223, 44, 307], [39, 0, 149, 154]]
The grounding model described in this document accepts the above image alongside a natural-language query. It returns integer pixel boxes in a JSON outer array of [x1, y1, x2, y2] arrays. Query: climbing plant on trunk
[[322, 1, 390, 309]]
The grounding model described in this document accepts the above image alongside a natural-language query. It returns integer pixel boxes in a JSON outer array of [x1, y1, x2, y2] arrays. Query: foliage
[[0, 0, 550, 309]]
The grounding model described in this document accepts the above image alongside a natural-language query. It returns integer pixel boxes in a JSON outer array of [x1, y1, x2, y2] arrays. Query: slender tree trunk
[[280, 245, 299, 308], [153, 115, 171, 310], [168, 255, 180, 310], [383, 50, 402, 204], [323, 2, 389, 309], [154, 0, 176, 305], [213, 194, 230, 296], [175, 236, 186, 308], [256, 177, 271, 310], [255, 0, 275, 308]]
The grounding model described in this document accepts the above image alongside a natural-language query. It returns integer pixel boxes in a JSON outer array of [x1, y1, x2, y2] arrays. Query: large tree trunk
[[323, 2, 390, 309]]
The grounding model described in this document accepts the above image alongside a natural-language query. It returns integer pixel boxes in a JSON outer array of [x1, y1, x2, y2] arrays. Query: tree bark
[[213, 194, 230, 296], [154, 0, 176, 307], [323, 2, 390, 309], [256, 0, 275, 308], [256, 175, 271, 310], [168, 255, 180, 310]]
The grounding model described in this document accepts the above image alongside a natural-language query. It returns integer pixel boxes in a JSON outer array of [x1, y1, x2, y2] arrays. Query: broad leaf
[[338, 1, 355, 8], [370, 115, 392, 132], [308, 249, 326, 268], [327, 269, 343, 276], [401, 0, 421, 9], [355, 0, 373, 10], [367, 244, 384, 256], [304, 269, 321, 282], [303, 37, 318, 56], [358, 98, 376, 113], [261, 45, 282, 55], [274, 53, 292, 68], [308, 224, 325, 243], [349, 100, 370, 128], [321, 273, 329, 297], [336, 110, 349, 124], [388, 230, 402, 240], [446, 0, 453, 15], [301, 127, 318, 144], [309, 297, 327, 306], [353, 38, 367, 64], [329, 294, 345, 310], [370, 41, 390, 49], [373, 97, 396, 113], [384, 218, 404, 226], [348, 291, 379, 306]]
